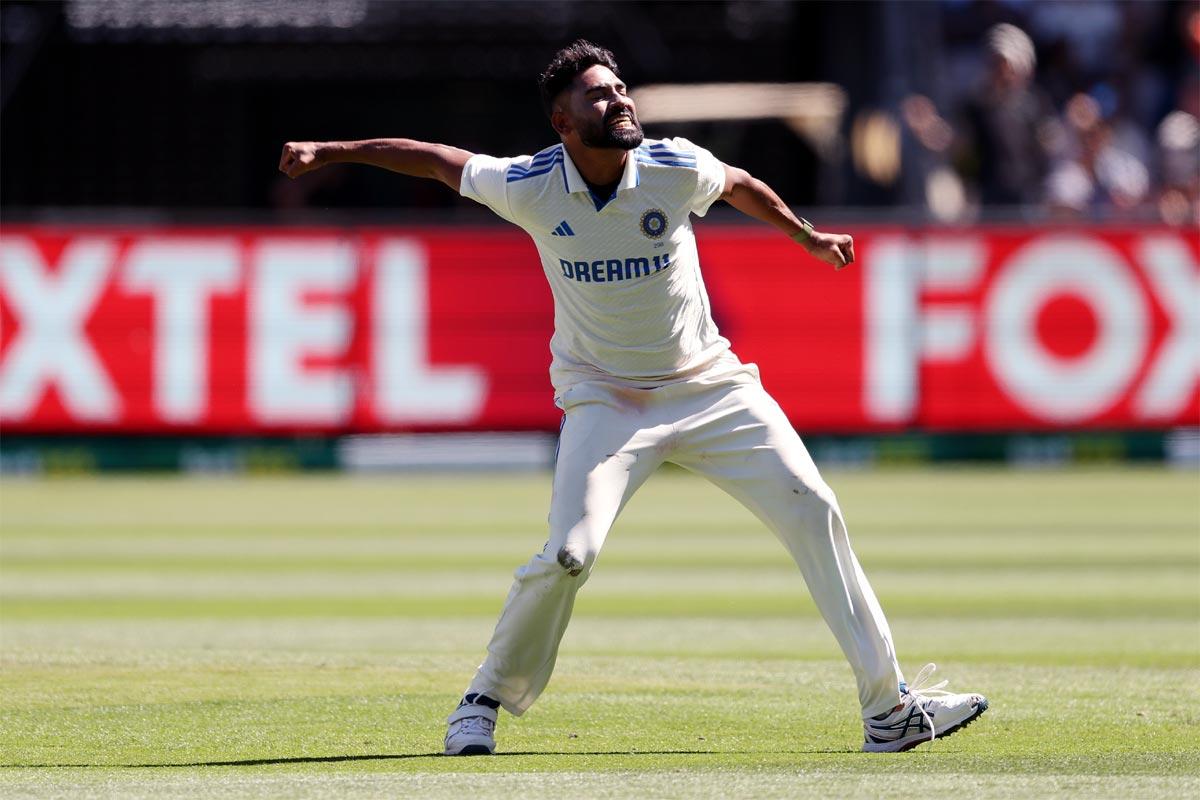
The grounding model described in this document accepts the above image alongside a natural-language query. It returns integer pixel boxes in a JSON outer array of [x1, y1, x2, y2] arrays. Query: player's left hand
[[803, 231, 856, 270]]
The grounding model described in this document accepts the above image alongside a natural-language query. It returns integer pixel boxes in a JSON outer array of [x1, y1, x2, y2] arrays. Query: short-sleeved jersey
[[460, 137, 744, 395]]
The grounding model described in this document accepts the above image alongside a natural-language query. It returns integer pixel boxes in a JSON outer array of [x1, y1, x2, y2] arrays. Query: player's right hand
[[278, 142, 324, 178]]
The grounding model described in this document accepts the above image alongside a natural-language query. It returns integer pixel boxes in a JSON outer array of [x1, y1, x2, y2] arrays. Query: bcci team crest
[[639, 208, 668, 239]]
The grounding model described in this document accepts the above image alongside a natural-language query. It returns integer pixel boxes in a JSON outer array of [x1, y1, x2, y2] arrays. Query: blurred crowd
[[899, 0, 1200, 223], [3, 0, 1196, 222]]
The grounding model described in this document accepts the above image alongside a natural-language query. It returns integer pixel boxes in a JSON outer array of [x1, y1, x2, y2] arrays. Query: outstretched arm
[[720, 165, 855, 270], [278, 139, 474, 192]]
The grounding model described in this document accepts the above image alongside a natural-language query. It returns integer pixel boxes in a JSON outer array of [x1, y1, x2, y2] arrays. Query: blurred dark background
[[3, 0, 1197, 223]]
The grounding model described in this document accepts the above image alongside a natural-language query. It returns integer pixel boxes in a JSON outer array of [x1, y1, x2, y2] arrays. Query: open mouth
[[608, 112, 636, 130]]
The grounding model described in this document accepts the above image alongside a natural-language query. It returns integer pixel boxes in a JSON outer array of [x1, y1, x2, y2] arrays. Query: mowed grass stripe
[[4, 617, 1198, 680], [5, 616, 1196, 668], [3, 564, 1196, 593], [3, 531, 1195, 570], [1, 468, 1193, 529], [2, 771, 1197, 800], [2, 590, 1193, 620], [5, 516, 1196, 535]]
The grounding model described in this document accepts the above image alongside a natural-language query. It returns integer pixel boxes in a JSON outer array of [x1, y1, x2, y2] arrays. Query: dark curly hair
[[537, 39, 622, 117]]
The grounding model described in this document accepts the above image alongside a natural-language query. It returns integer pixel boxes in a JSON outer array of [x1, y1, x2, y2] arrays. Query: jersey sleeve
[[671, 137, 726, 217], [459, 154, 519, 224]]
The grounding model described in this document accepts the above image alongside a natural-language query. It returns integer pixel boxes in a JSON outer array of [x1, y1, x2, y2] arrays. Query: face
[[553, 64, 643, 150]]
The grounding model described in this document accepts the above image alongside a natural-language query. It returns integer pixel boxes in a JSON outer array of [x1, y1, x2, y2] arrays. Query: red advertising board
[[1, 225, 1196, 433]]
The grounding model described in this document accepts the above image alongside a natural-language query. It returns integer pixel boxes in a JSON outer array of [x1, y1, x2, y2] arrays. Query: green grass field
[[1, 466, 1198, 799]]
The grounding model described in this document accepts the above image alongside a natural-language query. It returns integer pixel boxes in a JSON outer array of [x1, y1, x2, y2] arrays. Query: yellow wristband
[[790, 218, 814, 243]]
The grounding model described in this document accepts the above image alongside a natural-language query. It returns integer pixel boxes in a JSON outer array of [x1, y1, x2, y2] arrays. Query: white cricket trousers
[[466, 371, 905, 719]]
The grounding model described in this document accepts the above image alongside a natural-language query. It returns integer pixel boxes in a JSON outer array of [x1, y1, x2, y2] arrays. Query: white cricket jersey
[[459, 137, 746, 396]]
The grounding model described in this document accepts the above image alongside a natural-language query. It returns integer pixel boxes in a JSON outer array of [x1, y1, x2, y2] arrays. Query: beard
[[578, 111, 644, 150]]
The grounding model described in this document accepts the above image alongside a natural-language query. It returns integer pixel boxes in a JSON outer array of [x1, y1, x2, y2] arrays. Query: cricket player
[[279, 40, 988, 755]]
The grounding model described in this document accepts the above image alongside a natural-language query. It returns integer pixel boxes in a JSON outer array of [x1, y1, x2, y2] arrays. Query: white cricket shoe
[[444, 698, 498, 756], [863, 664, 988, 753]]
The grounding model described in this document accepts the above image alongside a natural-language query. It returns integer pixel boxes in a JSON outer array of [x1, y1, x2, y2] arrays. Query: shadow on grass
[[3, 749, 856, 768]]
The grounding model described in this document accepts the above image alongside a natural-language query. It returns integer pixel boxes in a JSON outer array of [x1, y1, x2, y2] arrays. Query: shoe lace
[[456, 715, 494, 737], [906, 662, 951, 746]]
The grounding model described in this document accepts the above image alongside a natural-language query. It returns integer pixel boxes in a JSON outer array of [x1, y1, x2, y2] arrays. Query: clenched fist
[[278, 142, 325, 178], [803, 230, 856, 270]]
